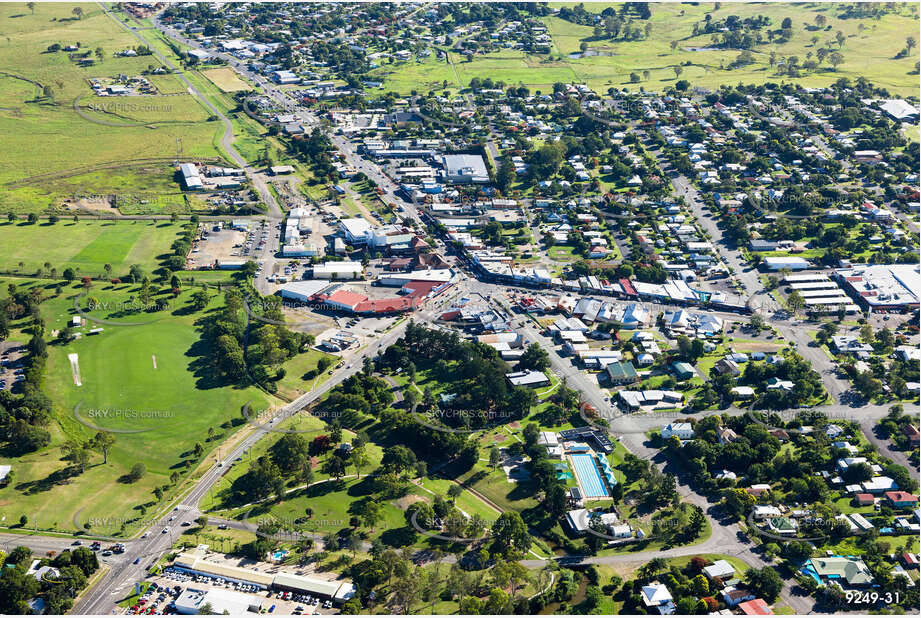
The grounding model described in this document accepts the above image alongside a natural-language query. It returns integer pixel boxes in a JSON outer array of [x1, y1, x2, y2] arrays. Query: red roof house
[[738, 599, 773, 615]]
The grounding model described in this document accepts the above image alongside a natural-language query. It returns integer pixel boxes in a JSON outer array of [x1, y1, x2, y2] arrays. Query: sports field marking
[[68, 353, 82, 387], [152, 355, 157, 369]]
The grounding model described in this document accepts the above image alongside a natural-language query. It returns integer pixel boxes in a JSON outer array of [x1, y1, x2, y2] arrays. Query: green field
[[0, 219, 184, 277], [0, 2, 224, 213], [374, 3, 920, 96], [0, 278, 277, 534]]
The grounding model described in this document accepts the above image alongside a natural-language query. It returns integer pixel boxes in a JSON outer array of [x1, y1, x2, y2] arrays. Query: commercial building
[[835, 264, 921, 311], [339, 218, 373, 244], [312, 261, 363, 279], [172, 551, 355, 603], [762, 256, 810, 271], [506, 370, 550, 387], [442, 154, 489, 183], [179, 163, 203, 191], [175, 588, 263, 615]]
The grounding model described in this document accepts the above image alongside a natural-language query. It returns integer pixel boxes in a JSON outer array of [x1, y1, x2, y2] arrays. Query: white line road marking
[[152, 355, 157, 369]]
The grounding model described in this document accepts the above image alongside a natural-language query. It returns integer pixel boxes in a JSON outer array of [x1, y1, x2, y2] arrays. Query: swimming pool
[[571, 453, 609, 498]]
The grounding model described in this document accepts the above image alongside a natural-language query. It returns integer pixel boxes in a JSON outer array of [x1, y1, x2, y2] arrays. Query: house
[[0, 464, 11, 487], [606, 361, 639, 385], [767, 517, 797, 535], [721, 586, 756, 607], [703, 560, 735, 580], [640, 583, 675, 615], [717, 427, 738, 444], [884, 491, 919, 509], [731, 386, 755, 400], [714, 358, 740, 376], [766, 377, 794, 391], [670, 361, 695, 380], [825, 424, 845, 439], [902, 424, 920, 447], [746, 484, 771, 497], [861, 476, 898, 494], [752, 505, 782, 520], [854, 493, 875, 506], [738, 599, 773, 615], [809, 557, 874, 587], [661, 423, 695, 440]]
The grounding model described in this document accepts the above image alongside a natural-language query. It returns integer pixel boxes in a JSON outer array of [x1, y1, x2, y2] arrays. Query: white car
[[162, 526, 171, 534]]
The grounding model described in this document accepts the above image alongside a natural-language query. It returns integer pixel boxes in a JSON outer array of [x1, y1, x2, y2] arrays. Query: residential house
[[884, 491, 919, 509], [640, 583, 675, 615]]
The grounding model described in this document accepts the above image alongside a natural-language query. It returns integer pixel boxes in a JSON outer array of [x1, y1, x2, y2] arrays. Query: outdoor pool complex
[[571, 453, 609, 498]]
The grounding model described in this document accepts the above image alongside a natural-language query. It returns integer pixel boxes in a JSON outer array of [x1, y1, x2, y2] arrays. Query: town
[[0, 2, 918, 617]]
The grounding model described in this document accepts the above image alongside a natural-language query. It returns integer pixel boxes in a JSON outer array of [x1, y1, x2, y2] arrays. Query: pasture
[[202, 67, 253, 93], [0, 3, 224, 212]]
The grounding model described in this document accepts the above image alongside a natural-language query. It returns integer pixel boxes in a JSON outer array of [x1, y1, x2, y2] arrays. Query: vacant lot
[[202, 67, 252, 93], [0, 219, 184, 277]]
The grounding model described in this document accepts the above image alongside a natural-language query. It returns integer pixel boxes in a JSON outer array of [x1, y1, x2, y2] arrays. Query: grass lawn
[[0, 220, 185, 277], [0, 279, 274, 535], [273, 349, 337, 401]]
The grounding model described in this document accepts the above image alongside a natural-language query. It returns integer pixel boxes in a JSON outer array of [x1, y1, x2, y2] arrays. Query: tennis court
[[570, 453, 609, 498]]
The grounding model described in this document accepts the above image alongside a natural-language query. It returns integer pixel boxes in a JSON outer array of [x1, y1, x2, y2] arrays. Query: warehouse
[[442, 154, 489, 183], [835, 264, 921, 311], [312, 261, 364, 279], [179, 163, 203, 191], [175, 588, 263, 615], [762, 256, 810, 271]]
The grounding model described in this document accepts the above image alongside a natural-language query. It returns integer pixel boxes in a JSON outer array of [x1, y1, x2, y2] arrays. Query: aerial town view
[[0, 1, 918, 616]]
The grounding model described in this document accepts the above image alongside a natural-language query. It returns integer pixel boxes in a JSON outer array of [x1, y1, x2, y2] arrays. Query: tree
[[829, 52, 844, 70], [91, 431, 116, 464], [673, 66, 683, 78], [787, 289, 805, 313], [72, 7, 83, 19], [359, 499, 383, 530], [907, 36, 917, 55], [517, 342, 550, 371], [746, 566, 783, 602], [191, 289, 210, 311], [491, 511, 531, 555], [27, 2, 35, 14], [127, 463, 146, 482], [322, 454, 347, 481], [496, 158, 516, 194]]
